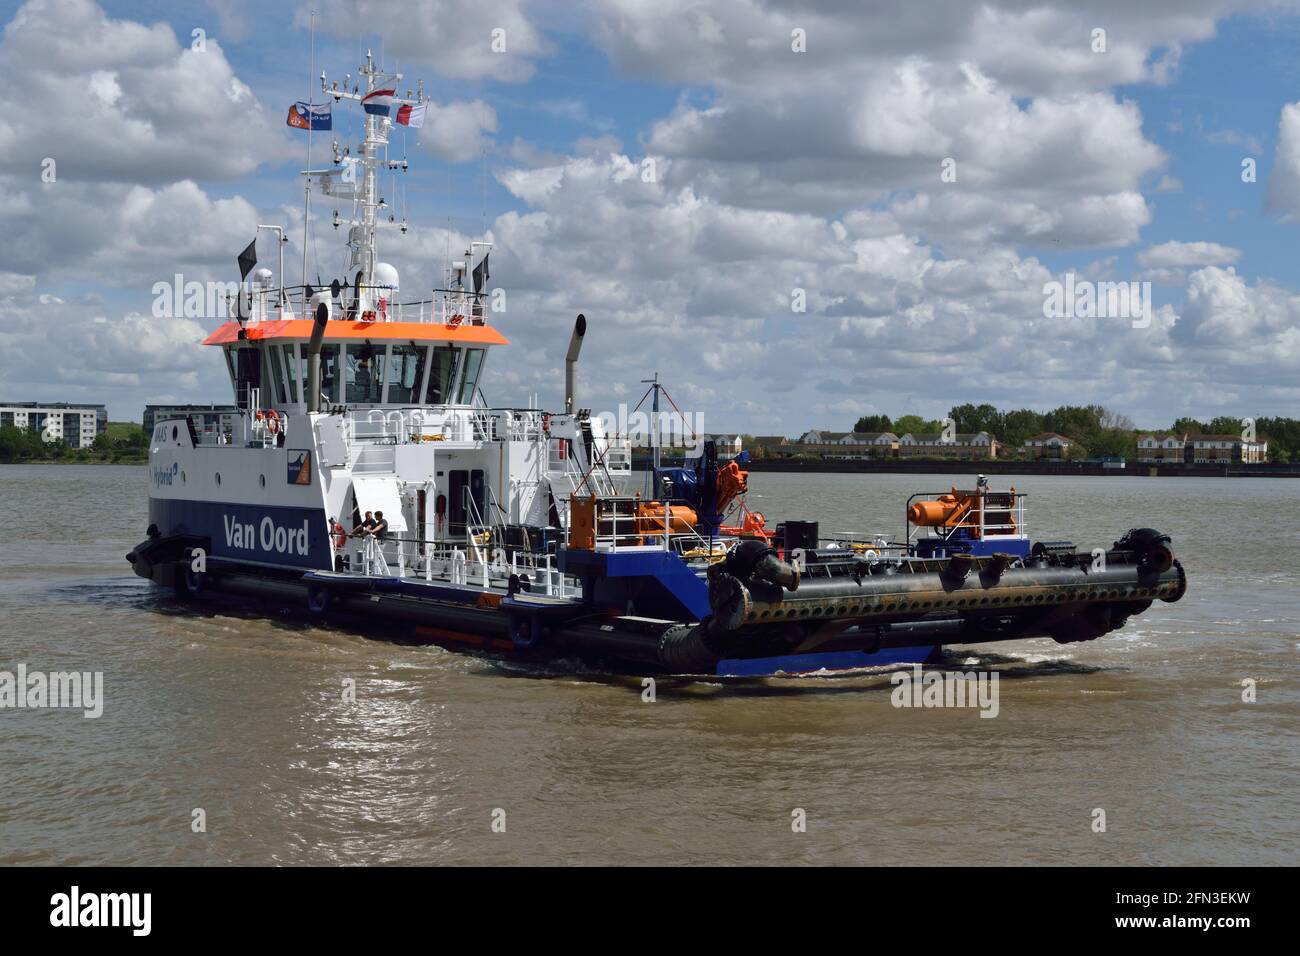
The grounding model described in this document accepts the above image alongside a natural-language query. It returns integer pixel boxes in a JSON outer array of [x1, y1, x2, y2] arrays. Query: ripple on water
[[2, 466, 1298, 864]]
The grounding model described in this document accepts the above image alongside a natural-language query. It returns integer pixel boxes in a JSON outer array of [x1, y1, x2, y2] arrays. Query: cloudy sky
[[3, 0, 1300, 433]]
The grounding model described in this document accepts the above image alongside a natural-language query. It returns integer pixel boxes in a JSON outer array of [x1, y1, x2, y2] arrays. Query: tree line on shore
[[0, 422, 148, 464], [846, 405, 1300, 462]]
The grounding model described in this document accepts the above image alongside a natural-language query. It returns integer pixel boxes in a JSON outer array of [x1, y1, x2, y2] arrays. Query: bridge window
[[458, 348, 485, 404], [319, 344, 340, 405], [385, 344, 426, 405], [425, 346, 460, 405], [266, 344, 287, 405], [281, 344, 299, 402], [345, 344, 386, 404]]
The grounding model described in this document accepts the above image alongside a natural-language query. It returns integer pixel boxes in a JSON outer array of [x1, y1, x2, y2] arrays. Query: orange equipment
[[570, 496, 597, 550], [715, 460, 749, 515], [907, 491, 972, 528], [634, 502, 698, 537], [721, 504, 774, 540], [907, 487, 1018, 539]]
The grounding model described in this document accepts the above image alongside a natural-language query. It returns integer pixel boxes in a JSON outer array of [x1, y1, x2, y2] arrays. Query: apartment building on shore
[[0, 402, 107, 449]]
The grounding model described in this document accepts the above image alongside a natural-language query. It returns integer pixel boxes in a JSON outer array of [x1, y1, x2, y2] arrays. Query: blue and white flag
[[286, 101, 331, 130]]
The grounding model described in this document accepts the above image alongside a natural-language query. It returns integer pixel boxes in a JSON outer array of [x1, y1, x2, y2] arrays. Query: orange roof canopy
[[203, 319, 509, 347]]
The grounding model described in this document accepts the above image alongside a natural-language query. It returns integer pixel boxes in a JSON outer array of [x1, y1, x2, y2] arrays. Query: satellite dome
[[373, 262, 400, 291]]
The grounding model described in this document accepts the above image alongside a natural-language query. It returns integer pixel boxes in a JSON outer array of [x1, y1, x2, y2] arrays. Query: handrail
[[574, 495, 732, 556], [243, 284, 491, 327], [904, 489, 1027, 546]]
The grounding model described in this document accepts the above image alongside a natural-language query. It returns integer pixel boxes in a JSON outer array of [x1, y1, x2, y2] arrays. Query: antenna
[[641, 372, 662, 495], [316, 47, 424, 308], [301, 9, 317, 288]]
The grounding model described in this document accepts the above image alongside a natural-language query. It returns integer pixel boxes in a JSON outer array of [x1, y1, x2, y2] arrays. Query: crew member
[[330, 516, 349, 570], [352, 511, 376, 537]]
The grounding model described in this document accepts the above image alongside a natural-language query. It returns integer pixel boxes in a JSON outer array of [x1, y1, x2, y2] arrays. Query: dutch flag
[[362, 87, 397, 116]]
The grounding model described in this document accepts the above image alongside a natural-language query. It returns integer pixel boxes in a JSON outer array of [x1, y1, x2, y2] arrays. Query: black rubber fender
[[658, 622, 726, 674], [181, 564, 207, 596], [306, 582, 332, 616]]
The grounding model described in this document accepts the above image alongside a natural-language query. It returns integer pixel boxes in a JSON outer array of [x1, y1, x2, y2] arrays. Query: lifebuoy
[[541, 412, 551, 434], [448, 313, 464, 327], [266, 411, 281, 435]]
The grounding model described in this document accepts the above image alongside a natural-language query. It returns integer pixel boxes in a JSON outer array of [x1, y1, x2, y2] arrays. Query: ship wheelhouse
[[204, 309, 508, 416]]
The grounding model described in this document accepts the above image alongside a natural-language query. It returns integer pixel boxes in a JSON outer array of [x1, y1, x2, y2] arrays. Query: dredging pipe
[[708, 557, 1186, 633]]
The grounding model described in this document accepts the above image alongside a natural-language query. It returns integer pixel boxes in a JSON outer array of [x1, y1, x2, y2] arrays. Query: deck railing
[[241, 284, 492, 327], [335, 531, 570, 597]]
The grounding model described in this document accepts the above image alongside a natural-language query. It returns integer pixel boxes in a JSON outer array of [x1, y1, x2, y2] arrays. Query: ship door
[[449, 470, 467, 536], [447, 469, 486, 536], [469, 470, 486, 523], [417, 489, 427, 550], [235, 347, 262, 410]]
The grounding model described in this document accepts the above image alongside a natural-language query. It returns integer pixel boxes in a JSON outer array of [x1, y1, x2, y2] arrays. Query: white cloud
[[303, 0, 546, 82], [416, 100, 499, 164], [3, 179, 261, 289], [1177, 266, 1300, 365], [637, 48, 1164, 249], [1138, 240, 1242, 269], [1267, 101, 1300, 221], [588, 0, 1220, 95], [0, 0, 289, 184], [3, 0, 1296, 430], [1205, 127, 1263, 154], [0, 288, 218, 405], [0, 273, 36, 298]]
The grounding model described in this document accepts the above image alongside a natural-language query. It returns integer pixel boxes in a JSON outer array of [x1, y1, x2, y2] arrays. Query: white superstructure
[[146, 52, 631, 590]]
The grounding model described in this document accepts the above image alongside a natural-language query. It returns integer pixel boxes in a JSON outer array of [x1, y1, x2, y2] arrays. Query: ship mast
[[321, 51, 422, 300]]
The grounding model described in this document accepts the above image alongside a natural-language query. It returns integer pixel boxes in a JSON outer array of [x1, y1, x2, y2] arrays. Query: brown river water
[[0, 464, 1296, 865]]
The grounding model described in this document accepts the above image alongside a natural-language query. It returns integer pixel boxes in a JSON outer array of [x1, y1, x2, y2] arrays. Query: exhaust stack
[[306, 299, 329, 413], [564, 313, 586, 414]]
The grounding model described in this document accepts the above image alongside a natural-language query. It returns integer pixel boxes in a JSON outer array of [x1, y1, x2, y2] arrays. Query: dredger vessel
[[127, 53, 1187, 676]]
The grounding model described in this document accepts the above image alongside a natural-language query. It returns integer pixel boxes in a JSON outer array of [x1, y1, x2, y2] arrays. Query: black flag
[[472, 252, 490, 294], [237, 238, 257, 281]]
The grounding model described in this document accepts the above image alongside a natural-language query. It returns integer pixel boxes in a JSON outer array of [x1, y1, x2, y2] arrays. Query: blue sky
[[4, 0, 1300, 433], [1111, 15, 1297, 281]]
